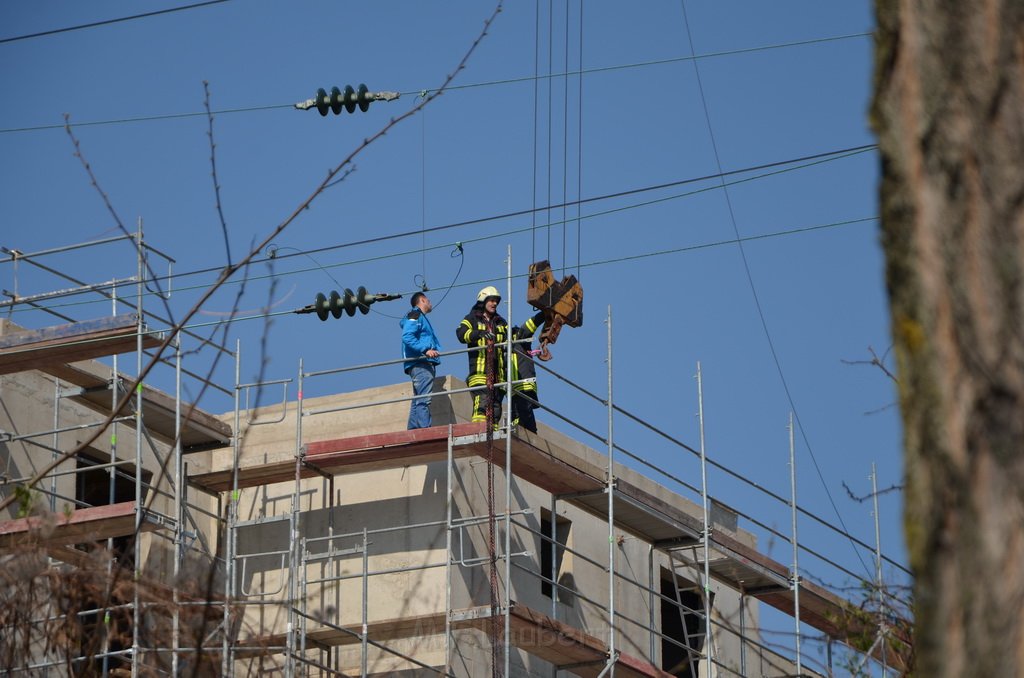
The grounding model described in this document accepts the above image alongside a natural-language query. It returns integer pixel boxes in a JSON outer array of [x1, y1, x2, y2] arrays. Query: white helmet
[[477, 285, 501, 303]]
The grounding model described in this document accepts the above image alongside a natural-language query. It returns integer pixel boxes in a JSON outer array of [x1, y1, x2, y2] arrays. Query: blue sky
[[1, 1, 902, 667]]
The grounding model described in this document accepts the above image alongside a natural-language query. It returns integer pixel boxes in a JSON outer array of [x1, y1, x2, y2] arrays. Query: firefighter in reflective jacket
[[456, 286, 508, 425], [511, 310, 546, 433]]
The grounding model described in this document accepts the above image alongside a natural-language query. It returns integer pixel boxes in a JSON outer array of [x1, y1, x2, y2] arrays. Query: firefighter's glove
[[482, 331, 496, 342]]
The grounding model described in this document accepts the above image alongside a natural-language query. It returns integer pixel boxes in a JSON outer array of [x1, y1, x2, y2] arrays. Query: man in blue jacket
[[401, 292, 441, 429]]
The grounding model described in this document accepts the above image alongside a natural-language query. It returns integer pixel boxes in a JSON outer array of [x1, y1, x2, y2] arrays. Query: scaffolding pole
[[605, 305, 617, 677], [132, 220, 143, 678], [789, 412, 802, 677], [503, 246, 513, 678], [287, 358, 305, 678], [172, 332, 183, 677], [872, 463, 888, 676], [696, 361, 713, 676]]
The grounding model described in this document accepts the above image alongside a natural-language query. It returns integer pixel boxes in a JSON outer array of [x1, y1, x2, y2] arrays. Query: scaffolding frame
[[0, 237, 909, 677], [1, 228, 235, 676]]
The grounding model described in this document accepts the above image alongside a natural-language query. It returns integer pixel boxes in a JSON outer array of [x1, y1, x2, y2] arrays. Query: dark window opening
[[539, 508, 571, 600], [76, 452, 150, 566], [73, 451, 151, 676], [660, 573, 710, 678]]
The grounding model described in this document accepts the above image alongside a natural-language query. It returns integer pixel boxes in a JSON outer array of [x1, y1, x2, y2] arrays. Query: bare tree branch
[[0, 0, 504, 512], [843, 480, 904, 503]]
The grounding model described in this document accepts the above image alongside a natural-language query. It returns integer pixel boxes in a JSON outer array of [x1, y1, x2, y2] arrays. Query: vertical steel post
[[789, 412, 802, 677], [739, 592, 747, 677], [606, 306, 616, 676], [445, 426, 454, 675], [648, 545, 656, 662], [503, 247, 514, 678], [361, 527, 369, 678], [50, 378, 59, 512], [696, 362, 712, 675], [300, 536, 308, 666], [104, 286, 120, 677], [286, 359, 304, 678], [872, 463, 888, 674], [132, 219, 143, 678], [550, 495, 558, 620], [223, 340, 241, 676], [172, 333, 182, 676]]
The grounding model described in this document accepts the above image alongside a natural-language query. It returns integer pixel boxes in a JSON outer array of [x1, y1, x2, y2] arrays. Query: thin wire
[[678, 0, 872, 579], [0, 0, 233, 45], [0, 31, 873, 135], [187, 146, 884, 293], [373, 244, 465, 319], [576, 0, 584, 280], [531, 0, 540, 264], [264, 244, 342, 288], [179, 217, 873, 331], [3, 143, 875, 303], [15, 215, 875, 319], [420, 97, 428, 288], [547, 0, 554, 262], [561, 0, 570, 275]]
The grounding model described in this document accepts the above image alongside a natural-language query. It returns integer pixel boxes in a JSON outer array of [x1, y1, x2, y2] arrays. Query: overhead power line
[[679, 1, 871, 580], [149, 143, 880, 287], [0, 0, 234, 45], [0, 30, 872, 134], [1, 142, 877, 313]]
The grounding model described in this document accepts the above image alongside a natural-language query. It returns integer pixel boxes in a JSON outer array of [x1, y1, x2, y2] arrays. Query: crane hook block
[[527, 260, 583, 347]]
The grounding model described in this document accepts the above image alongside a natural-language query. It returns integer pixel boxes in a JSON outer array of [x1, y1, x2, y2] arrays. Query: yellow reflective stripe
[[459, 320, 475, 343]]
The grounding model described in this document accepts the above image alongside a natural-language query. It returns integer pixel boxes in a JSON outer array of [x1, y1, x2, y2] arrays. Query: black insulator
[[315, 88, 330, 117], [329, 86, 344, 115], [356, 286, 372, 314], [301, 287, 400, 320], [314, 291, 329, 320], [329, 290, 343, 319]]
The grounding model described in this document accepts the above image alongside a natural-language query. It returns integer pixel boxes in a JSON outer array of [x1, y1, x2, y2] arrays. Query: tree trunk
[[872, 1, 1024, 675]]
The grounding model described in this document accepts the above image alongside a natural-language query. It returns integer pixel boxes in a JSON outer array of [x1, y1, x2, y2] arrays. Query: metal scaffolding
[[0, 237, 908, 677]]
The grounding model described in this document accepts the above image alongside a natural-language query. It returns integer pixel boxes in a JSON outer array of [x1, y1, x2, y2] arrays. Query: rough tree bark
[[872, 1, 1024, 675]]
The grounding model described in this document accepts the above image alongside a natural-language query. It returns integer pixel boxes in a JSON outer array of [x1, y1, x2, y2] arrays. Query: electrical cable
[[0, 0, 234, 45], [376, 243, 465, 320], [576, 0, 584, 281], [2, 144, 875, 315], [531, 0, 541, 264], [0, 31, 873, 135], [291, 143, 870, 276], [48, 215, 874, 327], [419, 94, 428, 290], [561, 0, 570, 275], [678, 0, 872, 579], [546, 0, 554, 264], [264, 244, 342, 288]]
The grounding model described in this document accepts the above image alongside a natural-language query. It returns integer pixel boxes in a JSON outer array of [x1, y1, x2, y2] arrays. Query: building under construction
[[0, 234, 907, 676]]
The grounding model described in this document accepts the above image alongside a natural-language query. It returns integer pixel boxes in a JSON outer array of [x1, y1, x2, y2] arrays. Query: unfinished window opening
[[75, 450, 151, 563], [73, 450, 151, 675], [660, 571, 711, 678], [539, 508, 571, 600]]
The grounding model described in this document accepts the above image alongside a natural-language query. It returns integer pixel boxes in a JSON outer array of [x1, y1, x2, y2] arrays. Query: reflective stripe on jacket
[[456, 309, 508, 386], [511, 311, 545, 393]]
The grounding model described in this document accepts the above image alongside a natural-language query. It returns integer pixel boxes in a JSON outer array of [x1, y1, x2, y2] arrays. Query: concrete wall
[[211, 375, 814, 677], [0, 313, 817, 676]]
